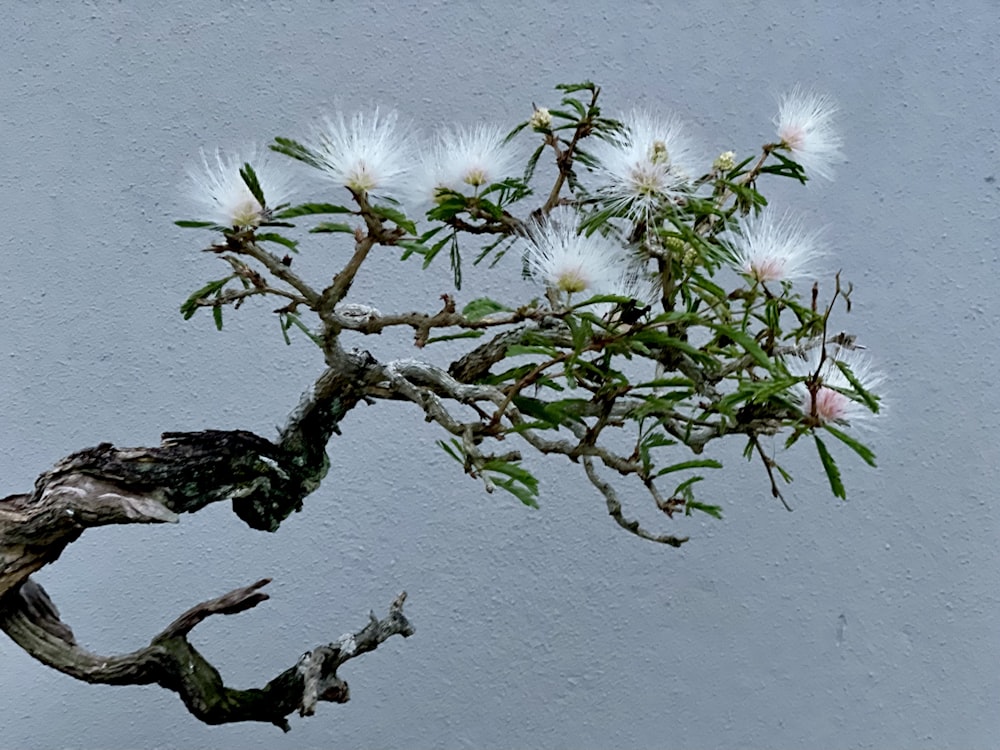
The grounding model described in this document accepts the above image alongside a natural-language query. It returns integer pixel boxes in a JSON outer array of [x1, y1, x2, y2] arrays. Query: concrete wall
[[2, 2, 997, 747]]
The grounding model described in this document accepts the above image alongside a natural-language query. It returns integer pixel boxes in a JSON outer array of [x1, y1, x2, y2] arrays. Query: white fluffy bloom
[[429, 124, 521, 195], [723, 208, 823, 284], [775, 87, 844, 181], [787, 345, 884, 427], [309, 109, 411, 198], [522, 208, 625, 300], [591, 111, 700, 222], [188, 147, 294, 228]]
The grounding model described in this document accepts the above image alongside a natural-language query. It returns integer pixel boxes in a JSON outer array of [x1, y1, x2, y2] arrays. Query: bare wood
[[0, 578, 412, 732]]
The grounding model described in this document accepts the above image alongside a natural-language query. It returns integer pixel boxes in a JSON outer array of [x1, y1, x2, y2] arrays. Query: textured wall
[[2, 2, 997, 748]]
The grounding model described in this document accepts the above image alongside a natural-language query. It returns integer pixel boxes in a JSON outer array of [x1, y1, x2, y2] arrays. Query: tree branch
[[0, 578, 412, 732]]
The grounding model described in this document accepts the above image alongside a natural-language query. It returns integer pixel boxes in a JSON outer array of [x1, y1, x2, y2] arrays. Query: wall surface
[[2, 2, 997, 748]]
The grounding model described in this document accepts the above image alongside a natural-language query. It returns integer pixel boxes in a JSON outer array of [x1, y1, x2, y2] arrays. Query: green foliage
[[180, 277, 232, 321], [275, 203, 353, 219], [462, 297, 512, 321], [179, 80, 880, 533]]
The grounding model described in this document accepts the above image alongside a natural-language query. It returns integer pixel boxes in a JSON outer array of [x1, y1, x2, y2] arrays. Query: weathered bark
[[0, 579, 412, 731], [0, 351, 412, 730]]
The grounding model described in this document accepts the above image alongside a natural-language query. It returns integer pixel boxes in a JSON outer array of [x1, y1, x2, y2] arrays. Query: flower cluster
[[184, 88, 884, 446], [175, 80, 887, 526]]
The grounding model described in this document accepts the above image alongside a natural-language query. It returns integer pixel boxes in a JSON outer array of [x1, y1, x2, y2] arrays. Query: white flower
[[424, 124, 521, 196], [722, 208, 823, 284], [591, 111, 700, 222], [188, 147, 294, 228], [787, 345, 884, 427], [775, 87, 844, 181], [309, 109, 411, 198], [522, 207, 625, 300]]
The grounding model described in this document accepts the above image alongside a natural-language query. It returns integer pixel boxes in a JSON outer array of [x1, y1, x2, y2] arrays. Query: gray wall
[[2, 2, 997, 748]]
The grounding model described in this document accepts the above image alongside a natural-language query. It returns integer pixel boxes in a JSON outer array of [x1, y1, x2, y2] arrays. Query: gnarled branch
[[0, 578, 412, 732]]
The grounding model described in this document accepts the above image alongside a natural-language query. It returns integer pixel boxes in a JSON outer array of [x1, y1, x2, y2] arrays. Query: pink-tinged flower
[[309, 109, 411, 198], [775, 87, 844, 181], [723, 208, 823, 284], [591, 111, 700, 222], [188, 147, 294, 228], [522, 207, 625, 301], [787, 345, 885, 427]]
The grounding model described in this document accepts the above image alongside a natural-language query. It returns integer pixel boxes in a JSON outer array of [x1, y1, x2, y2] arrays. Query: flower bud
[[713, 150, 736, 172], [530, 107, 552, 130]]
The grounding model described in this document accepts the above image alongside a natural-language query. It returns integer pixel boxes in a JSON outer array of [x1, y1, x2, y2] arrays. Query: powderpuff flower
[[775, 87, 844, 181], [188, 147, 295, 228], [522, 208, 625, 301], [722, 208, 823, 284], [787, 345, 885, 428], [591, 111, 700, 222], [308, 109, 411, 199], [421, 124, 521, 198]]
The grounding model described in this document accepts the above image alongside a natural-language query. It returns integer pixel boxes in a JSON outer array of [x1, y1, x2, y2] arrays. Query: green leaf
[[180, 277, 232, 319], [462, 297, 512, 321], [561, 96, 587, 118], [504, 121, 530, 142], [639, 431, 676, 472], [524, 143, 545, 183], [684, 499, 724, 519], [655, 458, 724, 477], [239, 163, 265, 207], [565, 314, 594, 351], [823, 424, 877, 467], [414, 233, 453, 269], [270, 137, 323, 169], [555, 81, 596, 94], [309, 222, 355, 234], [424, 330, 485, 344], [437, 438, 464, 464], [371, 204, 417, 235], [505, 344, 559, 358], [634, 376, 695, 389], [278, 315, 292, 345], [673, 475, 705, 496], [712, 323, 772, 369], [833, 360, 881, 413], [628, 329, 714, 365], [449, 234, 462, 289], [426, 193, 469, 222], [762, 150, 808, 184], [275, 202, 353, 219], [212, 304, 223, 331], [255, 232, 299, 252], [175, 220, 218, 229], [814, 435, 846, 499], [281, 312, 323, 348], [482, 458, 540, 508]]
